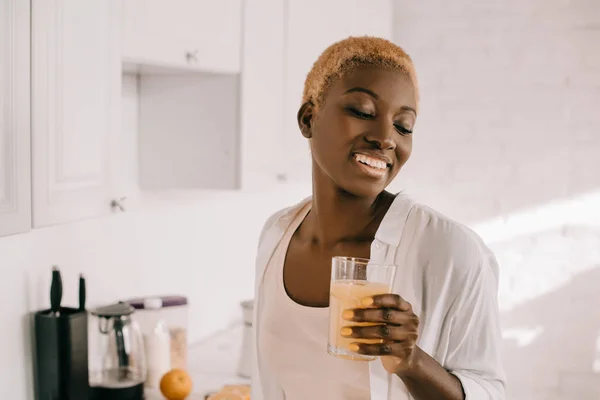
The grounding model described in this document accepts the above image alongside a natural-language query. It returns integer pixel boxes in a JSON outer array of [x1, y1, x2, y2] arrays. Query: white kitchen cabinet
[[0, 0, 31, 237], [281, 0, 394, 183], [135, 0, 283, 191], [122, 0, 242, 74], [128, 0, 393, 191], [137, 73, 240, 190], [238, 0, 286, 189], [31, 0, 122, 227]]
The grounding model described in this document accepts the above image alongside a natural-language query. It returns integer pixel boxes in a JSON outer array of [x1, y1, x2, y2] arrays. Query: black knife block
[[33, 307, 89, 400]]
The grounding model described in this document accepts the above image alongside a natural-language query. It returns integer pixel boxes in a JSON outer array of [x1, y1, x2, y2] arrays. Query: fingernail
[[348, 343, 360, 352], [342, 310, 354, 320], [340, 327, 353, 336], [361, 297, 374, 307]]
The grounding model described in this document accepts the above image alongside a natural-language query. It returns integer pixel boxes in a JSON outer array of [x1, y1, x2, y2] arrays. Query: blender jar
[[89, 302, 146, 400]]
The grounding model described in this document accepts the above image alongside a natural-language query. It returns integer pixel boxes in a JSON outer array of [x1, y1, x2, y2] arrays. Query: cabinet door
[[282, 0, 394, 183], [122, 0, 242, 74], [239, 0, 285, 189], [31, 0, 121, 228], [0, 0, 31, 237]]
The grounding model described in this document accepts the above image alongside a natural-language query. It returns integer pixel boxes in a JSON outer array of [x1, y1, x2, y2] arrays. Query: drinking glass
[[327, 256, 397, 361]]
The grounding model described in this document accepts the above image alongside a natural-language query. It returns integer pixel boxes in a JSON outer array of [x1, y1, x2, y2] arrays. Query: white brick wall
[[392, 0, 600, 398], [392, 0, 600, 223]]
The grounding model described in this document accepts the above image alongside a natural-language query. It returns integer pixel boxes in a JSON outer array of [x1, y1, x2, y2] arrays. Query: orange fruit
[[159, 368, 193, 400]]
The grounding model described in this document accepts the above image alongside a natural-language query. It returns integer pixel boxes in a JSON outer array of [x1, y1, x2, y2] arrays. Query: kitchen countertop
[[145, 323, 250, 399]]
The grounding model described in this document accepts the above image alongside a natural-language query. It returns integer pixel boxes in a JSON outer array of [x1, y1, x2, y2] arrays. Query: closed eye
[[394, 124, 413, 135], [347, 107, 412, 135], [346, 107, 374, 119]]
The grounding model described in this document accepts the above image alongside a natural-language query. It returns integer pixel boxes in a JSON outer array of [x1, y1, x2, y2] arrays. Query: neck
[[306, 165, 393, 247]]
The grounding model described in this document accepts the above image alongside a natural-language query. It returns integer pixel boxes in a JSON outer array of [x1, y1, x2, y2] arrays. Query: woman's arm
[[398, 255, 505, 399], [343, 295, 465, 400], [439, 255, 506, 399], [344, 256, 505, 400], [396, 346, 465, 400]]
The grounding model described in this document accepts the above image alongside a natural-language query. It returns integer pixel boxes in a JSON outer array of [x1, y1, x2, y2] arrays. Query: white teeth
[[355, 154, 387, 169]]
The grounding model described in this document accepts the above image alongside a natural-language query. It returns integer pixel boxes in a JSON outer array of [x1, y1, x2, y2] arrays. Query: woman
[[251, 36, 505, 400]]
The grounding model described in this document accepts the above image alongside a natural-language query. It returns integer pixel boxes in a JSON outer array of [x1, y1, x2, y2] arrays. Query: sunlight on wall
[[502, 326, 545, 347], [594, 332, 600, 373], [472, 190, 600, 244], [470, 189, 600, 313]]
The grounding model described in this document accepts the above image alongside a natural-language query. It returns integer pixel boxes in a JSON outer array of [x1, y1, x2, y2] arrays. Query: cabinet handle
[[111, 197, 127, 212], [276, 174, 287, 183], [185, 50, 198, 63]]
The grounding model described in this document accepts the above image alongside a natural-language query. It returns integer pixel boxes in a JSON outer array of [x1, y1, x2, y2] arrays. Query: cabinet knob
[[185, 50, 198, 63], [110, 197, 127, 212], [276, 174, 287, 183]]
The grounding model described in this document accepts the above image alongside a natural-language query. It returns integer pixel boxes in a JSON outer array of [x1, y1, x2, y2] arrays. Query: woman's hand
[[341, 294, 421, 376]]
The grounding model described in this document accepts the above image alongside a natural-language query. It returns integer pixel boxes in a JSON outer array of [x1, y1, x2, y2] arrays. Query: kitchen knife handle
[[50, 266, 62, 315]]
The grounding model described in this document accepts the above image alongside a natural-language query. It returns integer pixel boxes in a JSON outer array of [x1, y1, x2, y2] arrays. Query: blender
[[89, 302, 147, 400]]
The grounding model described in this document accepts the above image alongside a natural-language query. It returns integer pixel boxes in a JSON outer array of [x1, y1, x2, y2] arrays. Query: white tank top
[[258, 204, 371, 400]]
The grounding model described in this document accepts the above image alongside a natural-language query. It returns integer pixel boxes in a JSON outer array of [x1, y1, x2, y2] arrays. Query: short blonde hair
[[302, 36, 419, 111]]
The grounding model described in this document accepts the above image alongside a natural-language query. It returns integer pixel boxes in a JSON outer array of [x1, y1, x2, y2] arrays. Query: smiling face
[[298, 66, 418, 198]]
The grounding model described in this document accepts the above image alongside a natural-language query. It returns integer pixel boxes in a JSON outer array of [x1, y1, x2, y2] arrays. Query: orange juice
[[328, 279, 391, 361]]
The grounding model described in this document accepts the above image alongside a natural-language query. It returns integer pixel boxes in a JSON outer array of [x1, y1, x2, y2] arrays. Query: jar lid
[[92, 302, 135, 318], [143, 297, 163, 309], [125, 295, 188, 310]]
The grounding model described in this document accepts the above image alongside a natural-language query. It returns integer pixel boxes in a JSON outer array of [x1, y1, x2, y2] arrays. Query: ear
[[297, 101, 315, 139]]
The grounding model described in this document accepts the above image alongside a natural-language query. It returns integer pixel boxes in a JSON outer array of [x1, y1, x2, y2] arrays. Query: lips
[[352, 152, 392, 169], [351, 152, 391, 179]]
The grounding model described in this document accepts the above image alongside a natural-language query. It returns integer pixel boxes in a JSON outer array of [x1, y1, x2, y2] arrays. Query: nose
[[364, 120, 396, 150]]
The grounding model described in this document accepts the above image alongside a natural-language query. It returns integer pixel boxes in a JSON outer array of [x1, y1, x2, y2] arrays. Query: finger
[[361, 294, 411, 311], [349, 341, 413, 356], [341, 324, 418, 342], [343, 308, 418, 326]]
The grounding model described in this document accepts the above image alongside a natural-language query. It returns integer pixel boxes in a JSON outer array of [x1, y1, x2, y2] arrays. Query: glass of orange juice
[[328, 256, 397, 361]]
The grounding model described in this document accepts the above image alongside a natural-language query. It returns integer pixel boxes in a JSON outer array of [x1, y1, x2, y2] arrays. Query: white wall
[[392, 0, 600, 398], [392, 0, 600, 222], [3, 1, 600, 397], [0, 74, 311, 399]]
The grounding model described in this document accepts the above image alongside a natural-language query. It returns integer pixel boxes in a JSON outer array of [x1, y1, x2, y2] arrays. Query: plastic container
[[141, 298, 171, 389], [124, 295, 189, 370]]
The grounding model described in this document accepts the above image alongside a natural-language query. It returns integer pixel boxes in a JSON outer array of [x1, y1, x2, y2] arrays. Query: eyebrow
[[399, 105, 417, 115], [344, 87, 417, 115], [344, 87, 379, 99]]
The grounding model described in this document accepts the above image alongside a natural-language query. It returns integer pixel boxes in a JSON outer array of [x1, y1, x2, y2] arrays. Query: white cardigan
[[251, 193, 506, 399]]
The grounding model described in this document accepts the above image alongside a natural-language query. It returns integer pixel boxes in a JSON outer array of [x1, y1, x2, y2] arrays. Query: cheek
[[323, 118, 355, 144], [312, 116, 356, 150], [396, 139, 413, 165]]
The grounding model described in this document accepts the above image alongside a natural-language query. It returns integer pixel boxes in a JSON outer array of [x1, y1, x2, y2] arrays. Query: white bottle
[[142, 297, 171, 389]]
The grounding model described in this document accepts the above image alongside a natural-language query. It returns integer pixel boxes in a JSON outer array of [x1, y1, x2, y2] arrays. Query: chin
[[337, 178, 390, 199]]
